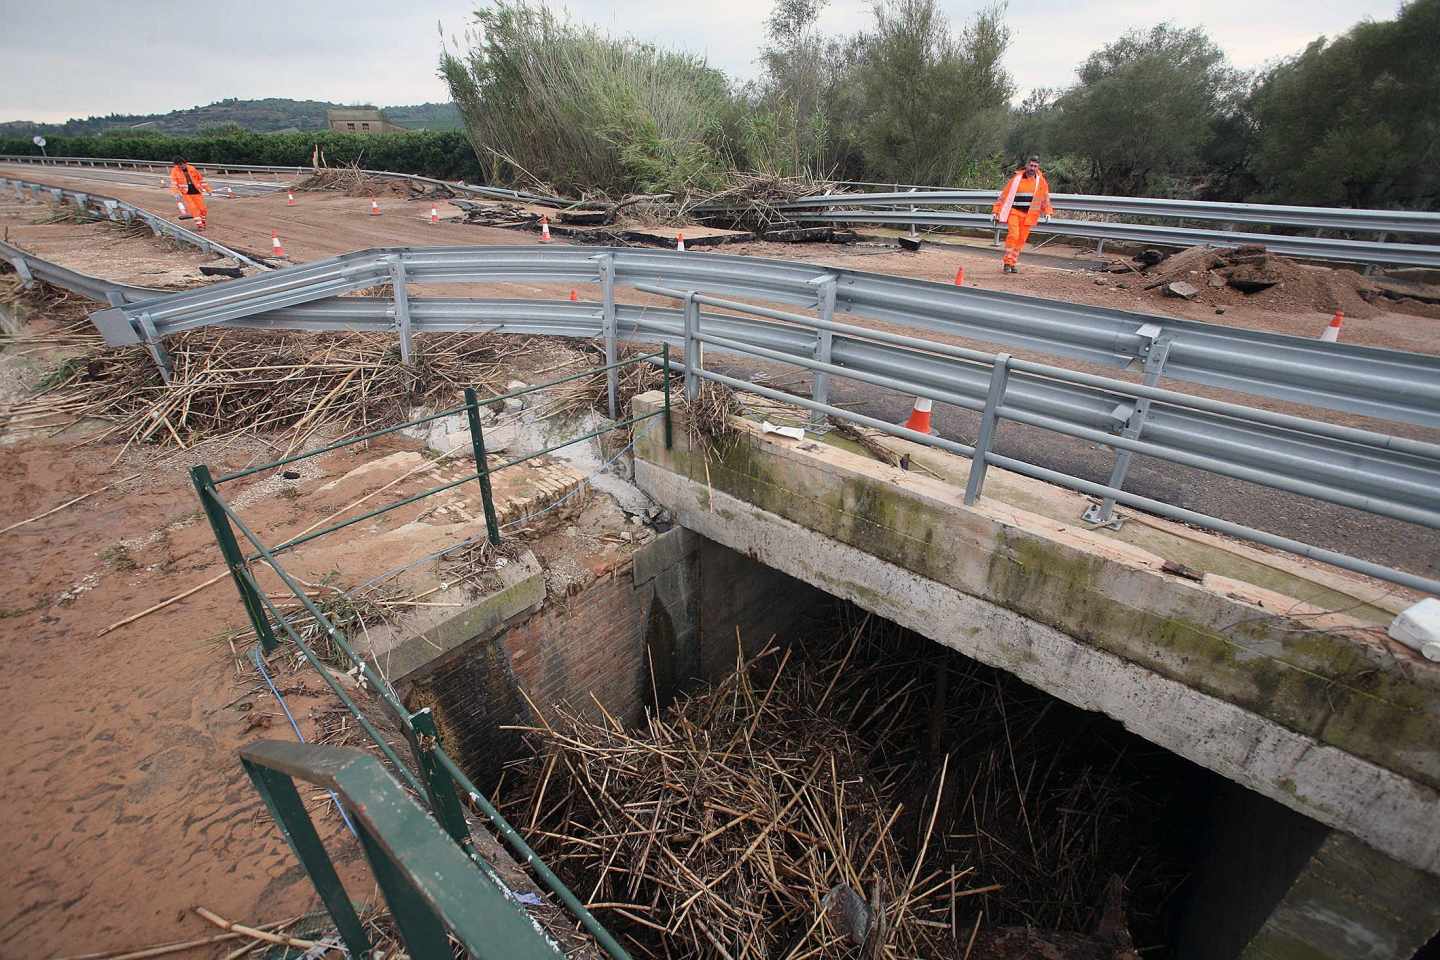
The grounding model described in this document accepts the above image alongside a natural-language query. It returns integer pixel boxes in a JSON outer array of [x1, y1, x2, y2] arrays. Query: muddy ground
[[1, 162, 1438, 956]]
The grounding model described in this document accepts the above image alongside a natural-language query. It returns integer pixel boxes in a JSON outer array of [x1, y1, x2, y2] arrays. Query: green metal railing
[[193, 350, 672, 959]]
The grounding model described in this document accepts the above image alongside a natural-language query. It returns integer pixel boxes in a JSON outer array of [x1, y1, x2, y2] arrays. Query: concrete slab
[[364, 549, 545, 681]]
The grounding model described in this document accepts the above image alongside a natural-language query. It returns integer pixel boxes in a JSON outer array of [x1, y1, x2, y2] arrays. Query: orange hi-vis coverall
[[169, 162, 211, 226], [991, 168, 1054, 267]]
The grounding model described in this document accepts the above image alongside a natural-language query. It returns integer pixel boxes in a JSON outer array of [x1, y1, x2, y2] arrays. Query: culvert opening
[[489, 599, 1223, 959]]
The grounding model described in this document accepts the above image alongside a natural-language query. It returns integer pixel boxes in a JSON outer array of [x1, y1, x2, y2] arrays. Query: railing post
[[464, 387, 502, 545], [241, 759, 372, 957], [408, 709, 476, 858], [8, 255, 33, 288], [388, 254, 414, 365], [662, 342, 673, 449], [355, 827, 457, 957], [136, 311, 173, 383], [808, 276, 838, 430], [190, 465, 277, 653], [1083, 338, 1172, 526], [683, 291, 703, 402], [964, 353, 1011, 505], [597, 253, 619, 419]]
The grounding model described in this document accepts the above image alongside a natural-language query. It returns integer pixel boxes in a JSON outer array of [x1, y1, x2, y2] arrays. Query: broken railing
[[192, 353, 671, 959]]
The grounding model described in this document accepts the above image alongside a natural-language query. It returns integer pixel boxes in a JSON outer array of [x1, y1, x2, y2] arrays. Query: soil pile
[[1134, 245, 1383, 317]]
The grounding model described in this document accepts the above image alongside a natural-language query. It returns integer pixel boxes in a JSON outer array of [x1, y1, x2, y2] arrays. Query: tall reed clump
[[440, 1, 736, 197]]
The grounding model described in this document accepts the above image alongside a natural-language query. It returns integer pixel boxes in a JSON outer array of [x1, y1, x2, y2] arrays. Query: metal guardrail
[[197, 359, 670, 959], [0, 173, 267, 269], [86, 245, 1440, 428], [781, 209, 1440, 268], [632, 283, 1440, 595], [753, 188, 1440, 237], [62, 242, 1437, 594], [0, 237, 160, 304]]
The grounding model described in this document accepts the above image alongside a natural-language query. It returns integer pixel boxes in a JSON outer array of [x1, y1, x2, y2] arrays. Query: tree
[[849, 0, 1013, 185], [1245, 0, 1440, 209], [749, 0, 833, 177], [1049, 24, 1239, 195]]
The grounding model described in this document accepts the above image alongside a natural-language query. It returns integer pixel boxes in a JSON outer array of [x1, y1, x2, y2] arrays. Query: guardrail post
[[662, 343, 673, 449], [1083, 338, 1172, 526], [597, 254, 619, 418], [387, 255, 414, 365], [964, 353, 1011, 505], [8, 254, 33, 288], [464, 387, 502, 545], [808, 276, 838, 430], [908, 187, 918, 240], [136, 311, 174, 383], [683, 291, 703, 402], [239, 758, 371, 956], [190, 465, 278, 653]]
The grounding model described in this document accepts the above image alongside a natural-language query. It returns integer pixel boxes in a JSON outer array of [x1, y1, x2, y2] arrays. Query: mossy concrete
[[633, 393, 1440, 878], [365, 551, 545, 682]]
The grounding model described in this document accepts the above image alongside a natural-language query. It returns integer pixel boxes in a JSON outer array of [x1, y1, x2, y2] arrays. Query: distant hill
[[0, 99, 463, 137]]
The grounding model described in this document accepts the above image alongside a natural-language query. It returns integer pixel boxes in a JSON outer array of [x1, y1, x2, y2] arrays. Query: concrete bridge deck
[[631, 391, 1440, 959]]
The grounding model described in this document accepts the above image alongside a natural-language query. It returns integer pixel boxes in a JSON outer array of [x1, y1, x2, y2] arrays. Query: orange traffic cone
[[539, 216, 551, 242], [1320, 310, 1343, 343], [370, 199, 381, 216], [569, 289, 579, 302], [954, 266, 965, 286], [271, 231, 286, 258], [900, 397, 935, 435], [430, 206, 439, 225], [676, 232, 686, 252], [286, 192, 296, 206]]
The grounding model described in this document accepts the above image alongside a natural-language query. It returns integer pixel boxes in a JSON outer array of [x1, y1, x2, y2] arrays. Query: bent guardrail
[[86, 245, 1440, 428], [1, 237, 161, 304], [1, 174, 267, 269]]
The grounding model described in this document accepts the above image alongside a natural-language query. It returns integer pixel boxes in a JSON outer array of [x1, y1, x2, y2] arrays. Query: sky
[[0, 0, 1403, 123]]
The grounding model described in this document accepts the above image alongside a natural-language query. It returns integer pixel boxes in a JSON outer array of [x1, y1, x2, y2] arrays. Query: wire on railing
[[192, 354, 673, 960]]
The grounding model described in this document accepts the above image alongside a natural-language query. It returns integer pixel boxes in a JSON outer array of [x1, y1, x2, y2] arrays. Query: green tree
[[747, 0, 833, 177], [848, 0, 1013, 185], [440, 1, 736, 195], [1050, 24, 1239, 196], [1246, 0, 1440, 209]]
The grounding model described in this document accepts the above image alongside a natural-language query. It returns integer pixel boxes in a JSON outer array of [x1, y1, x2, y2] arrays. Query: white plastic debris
[[1388, 598, 1440, 661], [761, 421, 806, 440]]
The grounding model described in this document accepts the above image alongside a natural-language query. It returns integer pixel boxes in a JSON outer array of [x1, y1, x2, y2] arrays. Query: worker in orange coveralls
[[169, 157, 212, 230], [991, 155, 1054, 274]]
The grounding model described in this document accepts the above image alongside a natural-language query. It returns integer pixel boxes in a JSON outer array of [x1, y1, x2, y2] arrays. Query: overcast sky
[[0, 0, 1402, 123]]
